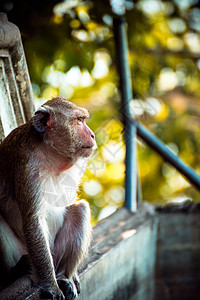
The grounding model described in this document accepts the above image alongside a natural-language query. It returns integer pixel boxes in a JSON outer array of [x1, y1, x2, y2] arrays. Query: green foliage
[[1, 0, 200, 223]]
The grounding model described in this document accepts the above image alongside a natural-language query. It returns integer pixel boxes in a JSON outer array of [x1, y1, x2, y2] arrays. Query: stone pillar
[[0, 13, 34, 140]]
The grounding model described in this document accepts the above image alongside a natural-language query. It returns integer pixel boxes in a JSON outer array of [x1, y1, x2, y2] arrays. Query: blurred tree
[[1, 0, 200, 223]]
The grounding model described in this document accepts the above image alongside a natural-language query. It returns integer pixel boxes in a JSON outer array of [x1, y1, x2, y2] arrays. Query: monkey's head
[[33, 97, 96, 168]]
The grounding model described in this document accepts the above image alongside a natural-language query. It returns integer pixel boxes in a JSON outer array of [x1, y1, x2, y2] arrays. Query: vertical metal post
[[113, 17, 137, 212]]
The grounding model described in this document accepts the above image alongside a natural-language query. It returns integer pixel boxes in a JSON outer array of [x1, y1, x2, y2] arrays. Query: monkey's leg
[[9, 255, 31, 283], [52, 200, 92, 299]]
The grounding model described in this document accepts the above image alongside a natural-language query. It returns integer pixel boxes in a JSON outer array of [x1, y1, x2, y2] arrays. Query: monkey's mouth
[[81, 141, 97, 153], [82, 146, 93, 149], [81, 146, 95, 157]]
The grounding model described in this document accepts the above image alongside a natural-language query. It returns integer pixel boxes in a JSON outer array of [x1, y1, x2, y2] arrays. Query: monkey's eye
[[77, 116, 84, 122]]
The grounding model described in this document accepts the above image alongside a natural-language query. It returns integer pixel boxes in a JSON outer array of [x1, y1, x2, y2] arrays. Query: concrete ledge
[[0, 206, 157, 299]]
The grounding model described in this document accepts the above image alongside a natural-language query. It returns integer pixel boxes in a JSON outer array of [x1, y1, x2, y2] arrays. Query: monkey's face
[[70, 113, 96, 158], [33, 98, 97, 166]]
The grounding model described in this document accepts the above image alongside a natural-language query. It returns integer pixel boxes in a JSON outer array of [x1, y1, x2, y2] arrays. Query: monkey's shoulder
[[0, 122, 41, 152]]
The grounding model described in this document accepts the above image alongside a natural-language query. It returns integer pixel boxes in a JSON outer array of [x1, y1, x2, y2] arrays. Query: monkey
[[0, 96, 97, 299]]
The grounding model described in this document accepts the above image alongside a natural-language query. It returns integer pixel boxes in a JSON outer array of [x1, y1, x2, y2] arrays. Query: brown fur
[[0, 97, 96, 298]]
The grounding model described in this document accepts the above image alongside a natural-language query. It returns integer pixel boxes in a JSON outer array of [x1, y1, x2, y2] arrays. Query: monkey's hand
[[57, 278, 78, 300], [73, 273, 81, 296], [40, 286, 65, 300]]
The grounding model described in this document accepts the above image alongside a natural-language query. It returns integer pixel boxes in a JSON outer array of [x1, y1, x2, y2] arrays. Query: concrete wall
[[155, 203, 200, 300], [79, 207, 157, 300]]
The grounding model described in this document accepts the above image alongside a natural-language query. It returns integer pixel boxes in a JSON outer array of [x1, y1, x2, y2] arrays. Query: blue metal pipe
[[113, 17, 138, 211], [135, 120, 200, 190]]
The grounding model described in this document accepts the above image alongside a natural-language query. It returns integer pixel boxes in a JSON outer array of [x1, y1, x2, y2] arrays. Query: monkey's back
[[0, 121, 41, 205]]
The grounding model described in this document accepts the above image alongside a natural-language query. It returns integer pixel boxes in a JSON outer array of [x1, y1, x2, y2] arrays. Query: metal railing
[[113, 16, 200, 212]]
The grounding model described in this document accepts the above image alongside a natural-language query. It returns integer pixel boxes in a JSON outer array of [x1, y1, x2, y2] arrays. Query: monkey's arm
[[15, 170, 64, 298]]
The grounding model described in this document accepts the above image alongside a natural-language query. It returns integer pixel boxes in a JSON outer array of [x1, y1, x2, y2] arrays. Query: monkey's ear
[[33, 107, 53, 133]]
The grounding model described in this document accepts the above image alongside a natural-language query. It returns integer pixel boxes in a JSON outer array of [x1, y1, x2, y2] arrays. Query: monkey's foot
[[40, 287, 64, 300], [57, 278, 78, 300]]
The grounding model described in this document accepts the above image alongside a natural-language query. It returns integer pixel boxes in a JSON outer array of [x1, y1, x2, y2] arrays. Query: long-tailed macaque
[[0, 96, 96, 299]]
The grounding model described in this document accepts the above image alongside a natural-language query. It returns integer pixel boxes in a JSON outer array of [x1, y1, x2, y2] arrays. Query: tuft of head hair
[[44, 96, 78, 111]]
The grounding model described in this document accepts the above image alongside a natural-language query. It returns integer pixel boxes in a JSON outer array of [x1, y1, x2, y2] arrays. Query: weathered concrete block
[[155, 204, 200, 300], [79, 207, 157, 300]]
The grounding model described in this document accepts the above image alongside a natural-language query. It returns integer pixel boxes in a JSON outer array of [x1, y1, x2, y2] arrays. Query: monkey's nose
[[91, 133, 95, 140]]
